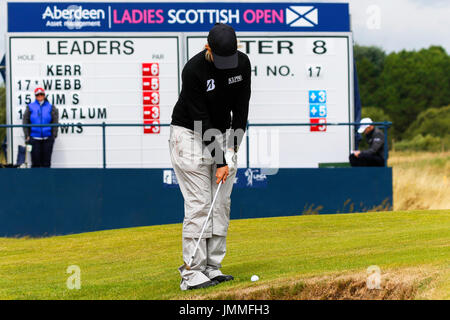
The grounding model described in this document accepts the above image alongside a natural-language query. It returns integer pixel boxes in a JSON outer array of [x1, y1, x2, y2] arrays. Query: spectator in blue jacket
[[23, 88, 59, 168]]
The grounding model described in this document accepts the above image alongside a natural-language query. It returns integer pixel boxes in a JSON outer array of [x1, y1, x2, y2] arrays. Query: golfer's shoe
[[187, 280, 219, 290], [212, 275, 234, 283]]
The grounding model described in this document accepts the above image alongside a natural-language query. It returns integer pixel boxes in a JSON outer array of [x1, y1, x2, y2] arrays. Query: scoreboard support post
[[102, 121, 106, 169]]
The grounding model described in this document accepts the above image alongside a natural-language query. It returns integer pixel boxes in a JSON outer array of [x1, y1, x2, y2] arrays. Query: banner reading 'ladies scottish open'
[[8, 2, 350, 32]]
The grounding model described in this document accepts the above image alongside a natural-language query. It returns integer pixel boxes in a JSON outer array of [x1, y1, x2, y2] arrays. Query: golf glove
[[225, 148, 237, 171]]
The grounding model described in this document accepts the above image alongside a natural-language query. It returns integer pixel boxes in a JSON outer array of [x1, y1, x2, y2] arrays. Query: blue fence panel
[[0, 167, 392, 237]]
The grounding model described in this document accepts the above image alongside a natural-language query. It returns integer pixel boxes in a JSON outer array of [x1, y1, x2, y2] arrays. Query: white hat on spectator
[[358, 118, 373, 134]]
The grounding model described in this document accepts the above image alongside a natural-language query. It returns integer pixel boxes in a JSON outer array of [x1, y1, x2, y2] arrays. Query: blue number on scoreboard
[[309, 90, 327, 104], [309, 104, 327, 118]]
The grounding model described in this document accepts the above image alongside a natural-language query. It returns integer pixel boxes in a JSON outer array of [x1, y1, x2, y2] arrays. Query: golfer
[[169, 23, 251, 290]]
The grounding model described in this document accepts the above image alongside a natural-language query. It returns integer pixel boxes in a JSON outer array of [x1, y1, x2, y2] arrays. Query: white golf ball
[[251, 275, 259, 282]]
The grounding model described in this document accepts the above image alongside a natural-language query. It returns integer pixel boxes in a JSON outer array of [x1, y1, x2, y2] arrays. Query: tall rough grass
[[389, 151, 450, 211]]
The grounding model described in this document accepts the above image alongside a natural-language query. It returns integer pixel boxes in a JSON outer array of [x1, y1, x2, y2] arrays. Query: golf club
[[185, 179, 223, 270]]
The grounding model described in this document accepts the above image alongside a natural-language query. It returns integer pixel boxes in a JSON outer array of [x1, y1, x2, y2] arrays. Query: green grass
[[0, 210, 449, 300]]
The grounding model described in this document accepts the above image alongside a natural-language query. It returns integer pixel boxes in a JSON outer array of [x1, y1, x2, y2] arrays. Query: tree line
[[355, 45, 450, 151]]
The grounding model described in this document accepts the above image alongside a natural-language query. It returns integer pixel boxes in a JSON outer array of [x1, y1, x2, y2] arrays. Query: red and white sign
[[143, 106, 160, 120], [143, 91, 160, 105], [144, 120, 161, 134], [143, 77, 160, 91], [142, 63, 159, 76], [310, 118, 327, 132]]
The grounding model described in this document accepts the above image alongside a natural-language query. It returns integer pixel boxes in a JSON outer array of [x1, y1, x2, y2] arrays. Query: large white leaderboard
[[6, 1, 354, 168], [9, 36, 181, 167]]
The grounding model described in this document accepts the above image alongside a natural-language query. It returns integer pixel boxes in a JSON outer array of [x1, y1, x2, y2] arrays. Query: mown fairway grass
[[0, 210, 449, 300]]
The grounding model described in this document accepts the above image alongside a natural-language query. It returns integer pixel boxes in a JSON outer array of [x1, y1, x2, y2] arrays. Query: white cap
[[358, 118, 373, 134]]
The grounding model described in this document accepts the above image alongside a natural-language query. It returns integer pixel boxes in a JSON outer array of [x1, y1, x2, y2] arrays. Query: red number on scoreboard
[[143, 106, 160, 120], [142, 77, 160, 91], [310, 118, 327, 132], [143, 91, 160, 105], [144, 120, 160, 134], [142, 63, 159, 76]]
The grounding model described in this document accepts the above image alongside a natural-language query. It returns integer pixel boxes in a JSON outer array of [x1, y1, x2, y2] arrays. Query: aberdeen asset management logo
[[286, 6, 319, 27], [42, 5, 106, 30]]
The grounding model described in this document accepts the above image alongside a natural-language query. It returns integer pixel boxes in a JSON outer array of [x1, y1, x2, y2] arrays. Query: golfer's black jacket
[[361, 127, 385, 159], [171, 50, 251, 167]]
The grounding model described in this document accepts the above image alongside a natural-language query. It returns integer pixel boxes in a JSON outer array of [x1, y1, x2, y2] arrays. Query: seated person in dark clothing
[[23, 87, 59, 168], [350, 118, 385, 167]]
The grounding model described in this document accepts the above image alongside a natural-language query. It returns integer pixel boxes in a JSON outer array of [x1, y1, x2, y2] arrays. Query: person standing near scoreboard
[[23, 88, 59, 168], [169, 23, 251, 290]]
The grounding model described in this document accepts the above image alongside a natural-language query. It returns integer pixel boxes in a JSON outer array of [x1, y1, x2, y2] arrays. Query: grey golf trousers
[[169, 125, 237, 290]]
